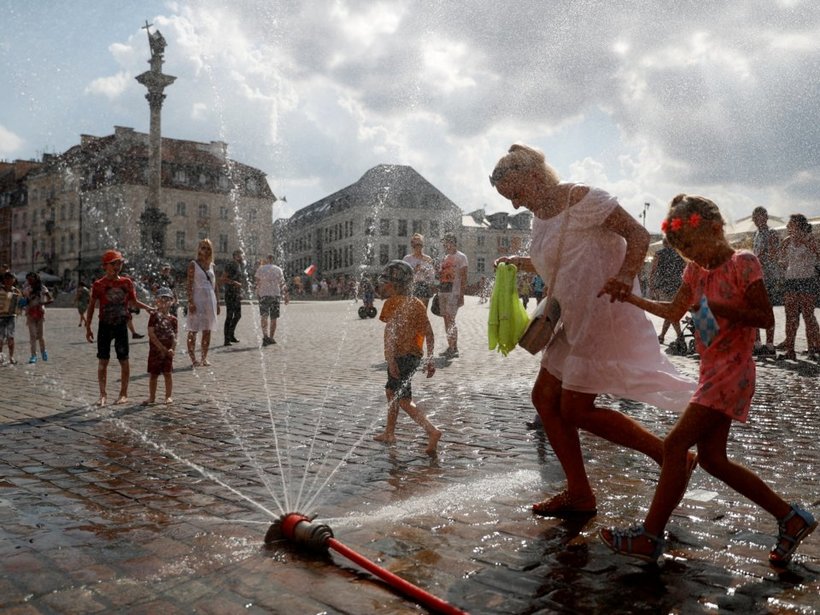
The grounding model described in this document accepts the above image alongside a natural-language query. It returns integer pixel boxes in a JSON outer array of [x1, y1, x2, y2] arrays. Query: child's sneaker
[[28, 355, 37, 364], [41, 350, 48, 361]]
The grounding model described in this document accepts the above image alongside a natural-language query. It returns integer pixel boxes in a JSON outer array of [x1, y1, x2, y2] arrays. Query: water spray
[[266, 513, 469, 615]]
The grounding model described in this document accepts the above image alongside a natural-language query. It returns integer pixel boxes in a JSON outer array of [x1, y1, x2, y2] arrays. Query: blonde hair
[[411, 232, 425, 244], [661, 194, 724, 250], [490, 144, 561, 187], [197, 238, 214, 265]]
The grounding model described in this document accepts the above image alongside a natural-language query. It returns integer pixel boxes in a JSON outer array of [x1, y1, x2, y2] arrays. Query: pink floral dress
[[683, 250, 761, 422]]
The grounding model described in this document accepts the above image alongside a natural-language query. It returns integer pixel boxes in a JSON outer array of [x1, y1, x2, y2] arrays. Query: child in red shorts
[[143, 287, 177, 406]]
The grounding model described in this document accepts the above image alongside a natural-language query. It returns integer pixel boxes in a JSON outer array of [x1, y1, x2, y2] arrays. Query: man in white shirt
[[437, 233, 468, 358], [254, 255, 289, 346]]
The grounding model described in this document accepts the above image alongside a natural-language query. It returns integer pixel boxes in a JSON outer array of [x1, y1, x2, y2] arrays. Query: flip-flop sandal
[[532, 490, 597, 517], [769, 504, 817, 565]]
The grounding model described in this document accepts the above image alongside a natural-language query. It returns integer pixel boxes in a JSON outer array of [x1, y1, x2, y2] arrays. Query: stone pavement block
[[1, 303, 819, 613]]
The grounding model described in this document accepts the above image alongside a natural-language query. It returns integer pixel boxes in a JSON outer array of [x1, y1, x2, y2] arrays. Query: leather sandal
[[600, 524, 665, 563], [769, 504, 817, 566], [532, 490, 597, 518]]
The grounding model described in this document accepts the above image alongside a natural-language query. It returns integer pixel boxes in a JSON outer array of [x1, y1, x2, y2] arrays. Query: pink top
[[683, 250, 761, 422]]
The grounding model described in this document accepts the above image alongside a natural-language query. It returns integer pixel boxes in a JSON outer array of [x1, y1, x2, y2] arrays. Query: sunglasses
[[489, 163, 526, 187]]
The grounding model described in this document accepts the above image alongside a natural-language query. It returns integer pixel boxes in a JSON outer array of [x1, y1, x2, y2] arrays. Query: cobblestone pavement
[[1, 299, 818, 614]]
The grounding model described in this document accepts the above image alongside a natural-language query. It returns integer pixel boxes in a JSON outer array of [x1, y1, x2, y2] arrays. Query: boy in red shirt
[[373, 260, 441, 455], [85, 250, 154, 406]]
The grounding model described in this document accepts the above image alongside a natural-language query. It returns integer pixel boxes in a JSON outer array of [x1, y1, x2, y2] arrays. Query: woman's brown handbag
[[518, 296, 561, 354], [430, 293, 442, 316]]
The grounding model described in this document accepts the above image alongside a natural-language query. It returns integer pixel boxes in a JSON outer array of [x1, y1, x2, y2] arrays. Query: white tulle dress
[[530, 184, 694, 411]]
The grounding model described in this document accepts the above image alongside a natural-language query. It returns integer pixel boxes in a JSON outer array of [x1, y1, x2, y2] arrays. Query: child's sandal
[[769, 503, 817, 566], [599, 524, 665, 563]]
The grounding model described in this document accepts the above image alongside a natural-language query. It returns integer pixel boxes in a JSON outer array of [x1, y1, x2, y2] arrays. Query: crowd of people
[[1, 144, 817, 565]]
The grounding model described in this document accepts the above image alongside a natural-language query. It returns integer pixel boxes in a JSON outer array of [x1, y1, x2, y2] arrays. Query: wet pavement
[[1, 299, 818, 614]]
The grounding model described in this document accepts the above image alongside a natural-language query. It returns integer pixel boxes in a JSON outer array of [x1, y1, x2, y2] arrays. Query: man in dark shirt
[[220, 249, 245, 346]]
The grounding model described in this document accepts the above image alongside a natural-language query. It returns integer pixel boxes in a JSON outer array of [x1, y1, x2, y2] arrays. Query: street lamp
[[640, 202, 650, 227]]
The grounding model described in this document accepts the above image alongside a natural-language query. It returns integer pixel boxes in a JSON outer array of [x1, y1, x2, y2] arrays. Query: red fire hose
[[269, 513, 469, 615]]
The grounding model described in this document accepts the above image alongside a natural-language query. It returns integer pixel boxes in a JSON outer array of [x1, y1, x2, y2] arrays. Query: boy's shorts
[[97, 322, 129, 361], [258, 296, 281, 319], [0, 316, 15, 341], [385, 354, 421, 400]]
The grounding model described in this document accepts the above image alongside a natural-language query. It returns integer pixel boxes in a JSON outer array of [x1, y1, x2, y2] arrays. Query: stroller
[[666, 316, 697, 357]]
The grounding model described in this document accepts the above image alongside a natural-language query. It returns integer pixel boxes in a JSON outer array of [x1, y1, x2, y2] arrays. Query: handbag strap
[[544, 185, 576, 303]]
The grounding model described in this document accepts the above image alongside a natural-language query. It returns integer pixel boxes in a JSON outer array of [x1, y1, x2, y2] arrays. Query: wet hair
[[752, 206, 768, 218], [490, 144, 560, 187], [380, 260, 414, 292], [661, 194, 724, 250], [197, 238, 214, 264], [410, 233, 424, 245], [789, 213, 813, 234]]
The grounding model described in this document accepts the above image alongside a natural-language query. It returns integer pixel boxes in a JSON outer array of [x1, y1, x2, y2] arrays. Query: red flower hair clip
[[688, 213, 702, 228], [670, 218, 683, 232], [661, 220, 669, 233]]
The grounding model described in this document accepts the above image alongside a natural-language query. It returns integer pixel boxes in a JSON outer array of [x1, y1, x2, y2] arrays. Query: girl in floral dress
[[600, 194, 816, 565]]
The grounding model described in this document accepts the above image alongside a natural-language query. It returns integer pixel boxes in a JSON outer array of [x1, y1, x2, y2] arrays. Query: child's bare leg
[[374, 389, 399, 443], [115, 359, 129, 404], [399, 398, 441, 454], [97, 359, 109, 405], [143, 375, 158, 405], [163, 372, 173, 404], [697, 414, 791, 520]]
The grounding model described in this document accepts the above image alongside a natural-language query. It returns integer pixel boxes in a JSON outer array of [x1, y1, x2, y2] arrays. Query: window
[[398, 244, 407, 259], [397, 219, 407, 237], [220, 207, 229, 220], [379, 244, 389, 265], [198, 229, 207, 241], [176, 202, 187, 216], [218, 234, 228, 254], [176, 231, 185, 250], [477, 235, 485, 247], [248, 209, 257, 222], [379, 219, 390, 236], [429, 220, 439, 237], [198, 203, 209, 218], [477, 257, 486, 273], [174, 169, 187, 183], [365, 217, 375, 236], [69, 233, 75, 253]]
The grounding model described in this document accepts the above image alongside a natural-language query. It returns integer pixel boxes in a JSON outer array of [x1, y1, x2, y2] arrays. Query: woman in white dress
[[490, 144, 694, 517], [186, 238, 220, 367], [403, 233, 436, 308]]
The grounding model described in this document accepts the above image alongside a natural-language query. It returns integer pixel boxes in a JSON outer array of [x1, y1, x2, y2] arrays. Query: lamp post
[[640, 202, 650, 227]]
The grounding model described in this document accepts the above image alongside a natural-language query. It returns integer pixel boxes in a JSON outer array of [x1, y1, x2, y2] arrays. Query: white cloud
[[85, 71, 132, 100], [0, 124, 24, 157]]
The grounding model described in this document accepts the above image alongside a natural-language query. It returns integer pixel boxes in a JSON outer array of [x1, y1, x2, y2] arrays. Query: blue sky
[[2, 0, 819, 230]]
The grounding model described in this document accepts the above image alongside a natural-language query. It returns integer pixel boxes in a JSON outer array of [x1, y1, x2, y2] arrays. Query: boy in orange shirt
[[373, 260, 441, 455]]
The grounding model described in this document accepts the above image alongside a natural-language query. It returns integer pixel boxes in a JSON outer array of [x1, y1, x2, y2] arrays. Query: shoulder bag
[[518, 186, 575, 354]]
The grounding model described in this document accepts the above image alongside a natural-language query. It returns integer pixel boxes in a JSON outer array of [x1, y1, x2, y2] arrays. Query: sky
[[2, 0, 819, 231]]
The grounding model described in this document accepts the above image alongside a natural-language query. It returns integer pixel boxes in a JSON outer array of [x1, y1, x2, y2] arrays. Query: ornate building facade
[[7, 126, 275, 283]]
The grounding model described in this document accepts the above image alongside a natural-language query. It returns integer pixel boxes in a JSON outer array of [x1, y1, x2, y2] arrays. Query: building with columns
[[7, 126, 275, 283]]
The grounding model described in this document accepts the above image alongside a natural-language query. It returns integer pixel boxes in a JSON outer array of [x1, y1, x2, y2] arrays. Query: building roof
[[29, 126, 274, 199], [288, 164, 462, 228]]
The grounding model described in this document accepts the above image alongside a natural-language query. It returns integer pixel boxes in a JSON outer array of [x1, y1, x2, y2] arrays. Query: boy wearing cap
[[85, 250, 154, 406], [143, 287, 177, 406], [437, 233, 468, 358], [373, 260, 442, 455]]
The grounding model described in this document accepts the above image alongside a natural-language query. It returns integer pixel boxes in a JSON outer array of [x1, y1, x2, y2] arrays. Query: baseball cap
[[102, 249, 124, 265], [156, 286, 174, 298]]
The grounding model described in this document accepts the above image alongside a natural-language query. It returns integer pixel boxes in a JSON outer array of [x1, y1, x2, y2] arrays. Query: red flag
[[304, 264, 317, 276]]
